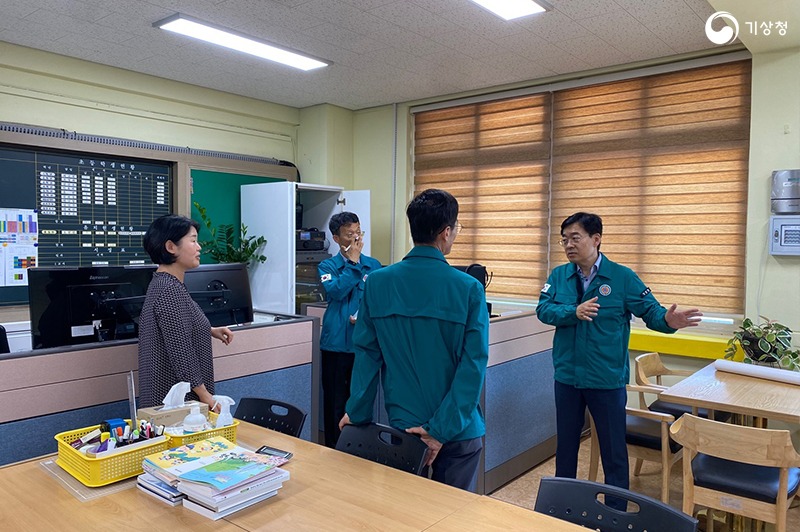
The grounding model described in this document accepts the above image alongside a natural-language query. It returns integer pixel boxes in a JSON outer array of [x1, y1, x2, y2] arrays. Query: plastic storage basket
[[166, 412, 238, 447], [54, 421, 170, 487]]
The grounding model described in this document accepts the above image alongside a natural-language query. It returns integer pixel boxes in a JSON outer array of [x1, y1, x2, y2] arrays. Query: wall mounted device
[[771, 169, 800, 214], [769, 215, 800, 255], [769, 170, 800, 255]]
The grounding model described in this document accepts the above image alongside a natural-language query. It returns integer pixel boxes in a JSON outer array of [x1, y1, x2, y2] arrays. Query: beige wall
[[0, 42, 298, 160], [745, 48, 800, 331], [297, 104, 353, 188]]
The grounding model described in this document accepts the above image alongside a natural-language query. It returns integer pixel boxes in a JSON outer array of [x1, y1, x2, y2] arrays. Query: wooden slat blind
[[414, 94, 552, 300], [413, 60, 750, 313], [550, 61, 751, 314]]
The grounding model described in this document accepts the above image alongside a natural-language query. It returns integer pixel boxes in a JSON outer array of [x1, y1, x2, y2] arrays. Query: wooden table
[[0, 421, 584, 531], [659, 363, 800, 424], [427, 495, 583, 531]]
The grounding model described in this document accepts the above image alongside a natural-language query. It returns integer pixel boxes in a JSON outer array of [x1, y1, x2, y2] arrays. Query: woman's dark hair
[[329, 211, 360, 235], [406, 189, 458, 245], [561, 212, 603, 237], [142, 214, 200, 265]]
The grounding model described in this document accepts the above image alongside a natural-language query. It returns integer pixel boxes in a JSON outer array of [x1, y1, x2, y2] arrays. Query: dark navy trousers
[[422, 436, 483, 492], [554, 380, 629, 507]]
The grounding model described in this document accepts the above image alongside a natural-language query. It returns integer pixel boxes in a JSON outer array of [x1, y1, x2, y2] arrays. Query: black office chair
[[0, 324, 10, 354], [336, 423, 429, 475], [233, 397, 307, 437], [534, 477, 698, 532]]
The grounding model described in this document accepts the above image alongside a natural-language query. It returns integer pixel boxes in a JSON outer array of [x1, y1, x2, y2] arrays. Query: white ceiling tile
[[683, 0, 716, 18], [555, 35, 630, 67], [515, 11, 592, 42], [554, 0, 623, 21], [369, 2, 462, 38], [407, 0, 452, 15], [616, 0, 695, 23], [0, 0, 745, 110]]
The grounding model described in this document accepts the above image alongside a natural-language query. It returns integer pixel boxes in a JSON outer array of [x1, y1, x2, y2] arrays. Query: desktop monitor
[[184, 263, 254, 327], [28, 265, 156, 350]]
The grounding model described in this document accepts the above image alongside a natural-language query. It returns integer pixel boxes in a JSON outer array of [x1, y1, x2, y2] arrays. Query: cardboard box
[[137, 401, 209, 428]]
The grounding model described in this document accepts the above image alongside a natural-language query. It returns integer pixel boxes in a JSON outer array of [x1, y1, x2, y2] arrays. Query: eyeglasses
[[438, 221, 464, 235], [342, 230, 365, 239], [557, 234, 586, 247]]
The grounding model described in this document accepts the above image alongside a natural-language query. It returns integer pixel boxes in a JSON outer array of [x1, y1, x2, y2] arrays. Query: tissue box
[[137, 401, 209, 428]]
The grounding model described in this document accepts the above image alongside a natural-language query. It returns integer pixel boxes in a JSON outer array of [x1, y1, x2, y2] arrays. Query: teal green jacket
[[345, 246, 489, 444], [318, 252, 382, 352], [536, 254, 675, 389]]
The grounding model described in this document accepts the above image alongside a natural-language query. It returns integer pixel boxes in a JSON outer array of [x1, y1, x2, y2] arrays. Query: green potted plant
[[193, 201, 267, 265], [724, 317, 800, 372]]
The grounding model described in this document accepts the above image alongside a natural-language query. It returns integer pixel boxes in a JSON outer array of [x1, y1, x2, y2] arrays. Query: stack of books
[[142, 436, 289, 520], [137, 472, 185, 506]]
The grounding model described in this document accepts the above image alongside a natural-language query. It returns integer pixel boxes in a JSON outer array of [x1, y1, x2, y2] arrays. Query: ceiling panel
[[0, 0, 752, 110]]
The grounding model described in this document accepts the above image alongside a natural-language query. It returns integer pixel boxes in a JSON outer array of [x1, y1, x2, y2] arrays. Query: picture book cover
[[143, 436, 236, 472], [179, 467, 289, 502], [177, 449, 281, 491], [143, 436, 288, 490]]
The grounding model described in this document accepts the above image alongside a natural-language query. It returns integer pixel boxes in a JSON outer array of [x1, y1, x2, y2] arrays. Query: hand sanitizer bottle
[[182, 406, 206, 434], [213, 395, 236, 428]]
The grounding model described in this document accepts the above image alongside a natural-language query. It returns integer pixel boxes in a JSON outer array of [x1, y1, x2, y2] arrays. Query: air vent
[[0, 122, 281, 165]]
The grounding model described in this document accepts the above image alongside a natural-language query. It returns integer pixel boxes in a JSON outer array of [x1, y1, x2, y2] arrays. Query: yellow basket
[[54, 421, 170, 487], [164, 412, 238, 447]]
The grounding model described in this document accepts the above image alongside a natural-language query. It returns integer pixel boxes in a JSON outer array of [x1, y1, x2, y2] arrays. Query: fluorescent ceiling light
[[154, 14, 329, 71], [470, 0, 549, 21]]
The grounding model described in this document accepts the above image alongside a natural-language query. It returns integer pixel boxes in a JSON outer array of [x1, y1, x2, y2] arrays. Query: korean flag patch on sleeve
[[541, 283, 551, 293], [320, 273, 332, 283]]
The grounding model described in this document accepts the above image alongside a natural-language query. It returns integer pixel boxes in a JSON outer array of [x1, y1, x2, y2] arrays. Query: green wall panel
[[190, 169, 284, 263]]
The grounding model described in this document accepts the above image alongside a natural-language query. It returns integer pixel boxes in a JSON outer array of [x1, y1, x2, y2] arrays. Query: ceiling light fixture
[[154, 14, 330, 71], [469, 0, 550, 21]]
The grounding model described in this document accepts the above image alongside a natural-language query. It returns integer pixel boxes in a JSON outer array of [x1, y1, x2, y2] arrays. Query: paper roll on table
[[713, 359, 800, 386]]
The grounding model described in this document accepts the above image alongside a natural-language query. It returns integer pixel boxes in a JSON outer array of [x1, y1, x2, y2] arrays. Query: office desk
[[660, 363, 800, 424], [0, 421, 584, 531]]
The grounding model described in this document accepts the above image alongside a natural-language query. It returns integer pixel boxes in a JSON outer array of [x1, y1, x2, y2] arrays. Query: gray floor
[[490, 438, 800, 532]]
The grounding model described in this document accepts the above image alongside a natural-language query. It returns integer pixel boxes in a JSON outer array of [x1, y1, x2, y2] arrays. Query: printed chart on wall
[[0, 144, 172, 304]]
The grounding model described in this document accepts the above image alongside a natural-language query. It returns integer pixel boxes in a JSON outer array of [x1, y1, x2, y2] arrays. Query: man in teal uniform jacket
[[536, 212, 701, 508], [318, 211, 382, 448], [340, 189, 489, 491]]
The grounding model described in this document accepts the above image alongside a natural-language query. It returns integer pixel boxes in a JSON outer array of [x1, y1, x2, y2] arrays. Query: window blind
[[412, 60, 751, 313], [414, 94, 552, 300], [549, 61, 751, 314]]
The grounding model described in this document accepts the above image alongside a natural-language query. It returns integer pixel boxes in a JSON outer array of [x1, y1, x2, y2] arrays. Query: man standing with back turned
[[340, 189, 489, 491], [536, 212, 701, 505]]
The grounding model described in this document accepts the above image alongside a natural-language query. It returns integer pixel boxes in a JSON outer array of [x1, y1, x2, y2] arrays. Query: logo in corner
[[599, 284, 611, 296], [705, 11, 739, 45]]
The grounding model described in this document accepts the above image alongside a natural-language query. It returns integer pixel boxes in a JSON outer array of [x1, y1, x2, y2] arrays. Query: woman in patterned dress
[[138, 214, 233, 411]]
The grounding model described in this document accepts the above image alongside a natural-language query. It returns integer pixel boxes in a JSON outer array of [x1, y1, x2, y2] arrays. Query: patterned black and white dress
[[137, 271, 214, 408]]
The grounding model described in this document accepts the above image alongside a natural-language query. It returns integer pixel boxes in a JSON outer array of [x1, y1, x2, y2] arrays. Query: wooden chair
[[589, 385, 681, 503], [635, 352, 730, 422], [534, 477, 698, 532], [336, 423, 429, 475], [233, 397, 307, 437], [670, 414, 800, 532]]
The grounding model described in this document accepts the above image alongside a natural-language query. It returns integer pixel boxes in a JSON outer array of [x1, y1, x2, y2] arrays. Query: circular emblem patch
[[599, 284, 612, 296]]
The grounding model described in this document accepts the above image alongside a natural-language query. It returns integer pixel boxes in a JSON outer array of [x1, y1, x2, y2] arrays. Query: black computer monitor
[[184, 263, 254, 327], [28, 265, 156, 350]]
